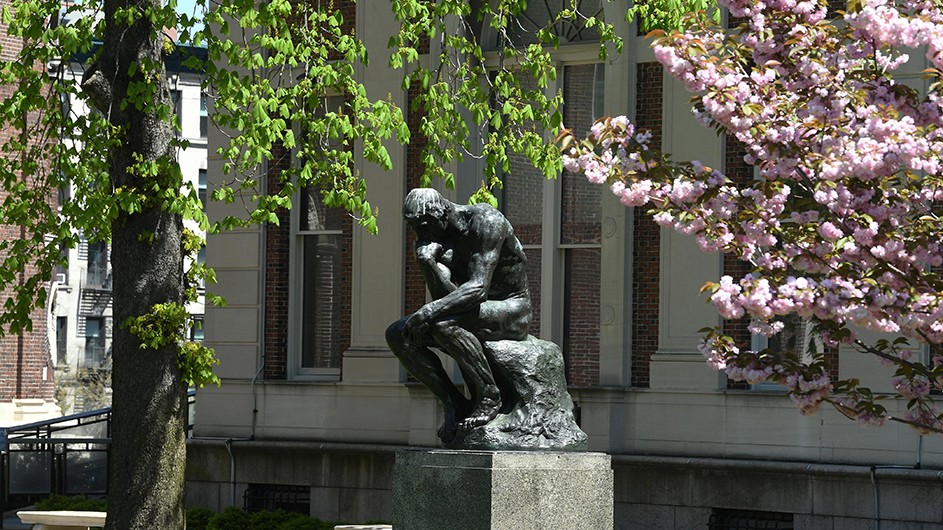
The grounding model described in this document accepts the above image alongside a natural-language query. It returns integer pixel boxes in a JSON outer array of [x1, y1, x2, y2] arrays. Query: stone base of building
[[392, 449, 613, 530]]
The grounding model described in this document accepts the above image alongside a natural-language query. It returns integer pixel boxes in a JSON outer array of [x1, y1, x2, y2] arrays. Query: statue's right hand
[[416, 242, 444, 264]]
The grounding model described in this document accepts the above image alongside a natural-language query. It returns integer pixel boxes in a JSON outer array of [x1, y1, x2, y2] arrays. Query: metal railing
[[80, 345, 108, 370], [0, 390, 196, 514]]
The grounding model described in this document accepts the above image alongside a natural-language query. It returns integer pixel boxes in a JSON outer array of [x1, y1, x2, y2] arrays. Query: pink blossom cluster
[[559, 0, 943, 430], [785, 371, 833, 415], [904, 405, 942, 436], [855, 408, 889, 428], [893, 375, 931, 399]]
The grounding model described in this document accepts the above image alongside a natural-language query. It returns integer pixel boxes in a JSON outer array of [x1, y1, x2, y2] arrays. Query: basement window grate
[[708, 508, 794, 529], [243, 483, 310, 515]]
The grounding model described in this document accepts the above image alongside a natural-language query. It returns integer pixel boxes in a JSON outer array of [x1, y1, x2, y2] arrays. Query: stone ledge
[[17, 510, 107, 530]]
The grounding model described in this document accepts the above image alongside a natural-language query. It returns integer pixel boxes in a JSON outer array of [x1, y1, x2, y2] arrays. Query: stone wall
[[187, 441, 943, 529]]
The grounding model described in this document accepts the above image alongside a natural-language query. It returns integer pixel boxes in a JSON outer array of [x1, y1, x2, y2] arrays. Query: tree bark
[[82, 0, 187, 527]]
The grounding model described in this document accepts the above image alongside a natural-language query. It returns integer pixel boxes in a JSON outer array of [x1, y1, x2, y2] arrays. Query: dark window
[[199, 92, 208, 138], [197, 246, 206, 291], [56, 242, 69, 284], [560, 63, 604, 386], [296, 94, 348, 372], [171, 89, 182, 133], [198, 169, 207, 208], [84, 317, 105, 368], [243, 484, 309, 515], [189, 316, 204, 342], [709, 508, 794, 529], [56, 317, 68, 363], [86, 242, 109, 289]]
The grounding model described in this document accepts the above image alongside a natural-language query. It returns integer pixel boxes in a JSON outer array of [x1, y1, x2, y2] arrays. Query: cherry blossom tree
[[560, 0, 943, 434]]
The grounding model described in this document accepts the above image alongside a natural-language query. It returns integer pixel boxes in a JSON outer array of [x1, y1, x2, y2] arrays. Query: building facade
[[189, 1, 943, 528]]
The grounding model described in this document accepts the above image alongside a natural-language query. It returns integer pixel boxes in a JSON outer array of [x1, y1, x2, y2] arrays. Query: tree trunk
[[81, 0, 187, 526]]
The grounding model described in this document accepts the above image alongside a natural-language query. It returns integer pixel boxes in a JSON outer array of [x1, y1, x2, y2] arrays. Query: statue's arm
[[416, 216, 505, 322], [415, 240, 456, 299]]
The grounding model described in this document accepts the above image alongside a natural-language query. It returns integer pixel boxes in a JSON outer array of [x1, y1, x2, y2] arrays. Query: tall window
[[56, 242, 69, 285], [84, 317, 104, 368], [196, 246, 206, 291], [560, 63, 604, 386], [171, 89, 182, 134], [56, 317, 68, 364], [291, 94, 349, 376], [189, 316, 205, 343], [198, 168, 207, 208], [86, 242, 108, 289], [298, 186, 344, 371], [199, 92, 208, 138], [498, 63, 604, 385]]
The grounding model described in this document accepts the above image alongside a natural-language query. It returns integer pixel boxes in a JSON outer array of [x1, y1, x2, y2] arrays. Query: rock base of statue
[[393, 449, 613, 530], [447, 335, 587, 450]]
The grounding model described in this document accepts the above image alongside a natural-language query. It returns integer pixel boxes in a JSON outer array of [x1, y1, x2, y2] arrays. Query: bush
[[186, 506, 215, 530], [202, 506, 335, 530], [34, 494, 107, 512], [36, 495, 387, 530]]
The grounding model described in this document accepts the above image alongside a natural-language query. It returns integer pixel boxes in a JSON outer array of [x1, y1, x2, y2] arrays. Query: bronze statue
[[387, 188, 586, 450]]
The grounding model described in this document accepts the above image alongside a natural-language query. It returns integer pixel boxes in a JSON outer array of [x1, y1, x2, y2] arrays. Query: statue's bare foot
[[438, 406, 460, 443], [458, 386, 501, 429], [438, 399, 472, 443]]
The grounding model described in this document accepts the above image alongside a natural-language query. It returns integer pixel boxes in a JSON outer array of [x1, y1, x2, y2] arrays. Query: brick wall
[[264, 145, 291, 379], [0, 3, 55, 400], [631, 62, 663, 388], [723, 135, 753, 389], [404, 84, 426, 316]]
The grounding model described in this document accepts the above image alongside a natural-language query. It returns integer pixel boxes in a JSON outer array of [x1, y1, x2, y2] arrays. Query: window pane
[[87, 242, 108, 289], [84, 318, 105, 367], [507, 0, 603, 46], [768, 314, 823, 361], [300, 185, 344, 232], [302, 234, 343, 369], [57, 317, 68, 363], [199, 93, 208, 137], [198, 169, 207, 207], [190, 316, 204, 342], [561, 64, 604, 245], [502, 161, 544, 246]]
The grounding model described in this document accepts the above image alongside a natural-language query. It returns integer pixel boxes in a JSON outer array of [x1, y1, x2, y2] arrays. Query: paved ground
[[1, 507, 32, 529]]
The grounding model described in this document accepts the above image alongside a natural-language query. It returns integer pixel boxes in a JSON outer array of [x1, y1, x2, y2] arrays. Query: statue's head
[[403, 188, 452, 237]]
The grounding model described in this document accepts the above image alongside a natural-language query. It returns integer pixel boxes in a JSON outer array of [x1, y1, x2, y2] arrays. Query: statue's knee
[[385, 319, 406, 352]]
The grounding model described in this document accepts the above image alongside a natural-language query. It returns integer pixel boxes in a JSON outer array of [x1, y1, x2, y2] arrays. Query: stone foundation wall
[[187, 441, 943, 529]]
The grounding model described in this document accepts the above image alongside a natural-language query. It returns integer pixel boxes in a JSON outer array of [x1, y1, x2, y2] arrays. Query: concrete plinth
[[393, 449, 613, 530]]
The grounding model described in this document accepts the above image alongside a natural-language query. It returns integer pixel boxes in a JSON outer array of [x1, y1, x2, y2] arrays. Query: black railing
[[0, 390, 196, 515], [80, 344, 108, 370]]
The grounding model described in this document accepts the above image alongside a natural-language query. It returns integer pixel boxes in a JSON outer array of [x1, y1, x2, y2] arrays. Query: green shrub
[[186, 506, 215, 530], [34, 494, 107, 512], [36, 496, 387, 530]]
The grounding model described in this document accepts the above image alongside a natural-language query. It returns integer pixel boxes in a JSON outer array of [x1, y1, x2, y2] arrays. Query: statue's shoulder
[[466, 204, 512, 235]]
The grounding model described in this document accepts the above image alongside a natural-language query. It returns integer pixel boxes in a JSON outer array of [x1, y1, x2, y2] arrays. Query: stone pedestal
[[393, 450, 613, 530]]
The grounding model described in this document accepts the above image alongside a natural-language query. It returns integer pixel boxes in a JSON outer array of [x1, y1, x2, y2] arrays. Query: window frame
[[286, 93, 348, 381]]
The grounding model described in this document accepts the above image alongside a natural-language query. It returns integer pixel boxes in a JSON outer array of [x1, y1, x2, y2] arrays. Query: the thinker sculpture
[[386, 188, 586, 450]]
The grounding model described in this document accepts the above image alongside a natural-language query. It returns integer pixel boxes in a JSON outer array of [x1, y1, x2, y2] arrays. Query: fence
[[0, 390, 195, 514]]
